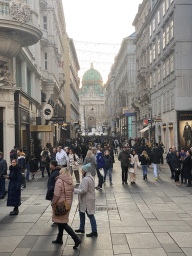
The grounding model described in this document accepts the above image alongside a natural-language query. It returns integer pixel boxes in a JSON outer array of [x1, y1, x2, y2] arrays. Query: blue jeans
[[25, 163, 30, 180], [104, 168, 112, 183], [153, 164, 160, 178], [79, 211, 97, 232], [142, 165, 148, 176], [41, 167, 50, 177]]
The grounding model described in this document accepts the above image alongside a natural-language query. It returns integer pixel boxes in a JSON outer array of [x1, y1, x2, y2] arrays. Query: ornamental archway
[[87, 116, 96, 132]]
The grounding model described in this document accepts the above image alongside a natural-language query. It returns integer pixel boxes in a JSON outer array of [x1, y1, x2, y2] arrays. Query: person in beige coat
[[51, 167, 81, 249], [67, 149, 80, 184], [129, 149, 139, 184], [74, 163, 98, 237]]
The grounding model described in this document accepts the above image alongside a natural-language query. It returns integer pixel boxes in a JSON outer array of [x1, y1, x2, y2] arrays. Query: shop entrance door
[[0, 108, 3, 152]]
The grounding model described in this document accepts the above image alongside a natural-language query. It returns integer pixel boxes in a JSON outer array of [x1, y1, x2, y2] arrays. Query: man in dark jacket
[[118, 146, 131, 185], [0, 152, 7, 199], [150, 144, 162, 180], [46, 160, 61, 201], [166, 148, 173, 177]]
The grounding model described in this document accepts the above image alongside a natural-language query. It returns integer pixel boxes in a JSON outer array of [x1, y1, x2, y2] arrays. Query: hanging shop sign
[[124, 109, 136, 117], [43, 104, 54, 120], [162, 123, 166, 130], [30, 125, 54, 132], [168, 122, 173, 129]]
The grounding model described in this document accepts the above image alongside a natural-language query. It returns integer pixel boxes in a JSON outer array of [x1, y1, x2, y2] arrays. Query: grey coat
[[74, 172, 95, 215], [83, 156, 97, 176]]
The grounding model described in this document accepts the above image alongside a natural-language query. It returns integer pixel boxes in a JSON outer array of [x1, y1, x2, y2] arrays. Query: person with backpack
[[40, 147, 51, 178], [29, 155, 39, 180]]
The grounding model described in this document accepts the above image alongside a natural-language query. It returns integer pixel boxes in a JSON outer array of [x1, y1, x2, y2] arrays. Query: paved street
[[1, 157, 192, 256]]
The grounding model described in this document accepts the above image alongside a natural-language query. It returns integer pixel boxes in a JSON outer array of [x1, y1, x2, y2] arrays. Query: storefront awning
[[139, 125, 150, 133]]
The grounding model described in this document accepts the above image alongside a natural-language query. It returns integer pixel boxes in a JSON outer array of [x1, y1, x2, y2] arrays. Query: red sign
[[144, 120, 148, 124]]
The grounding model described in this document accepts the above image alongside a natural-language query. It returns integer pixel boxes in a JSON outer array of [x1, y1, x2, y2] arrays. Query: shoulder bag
[[53, 181, 71, 216]]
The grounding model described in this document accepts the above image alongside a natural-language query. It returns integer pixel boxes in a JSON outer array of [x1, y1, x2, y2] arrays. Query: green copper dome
[[82, 64, 102, 82]]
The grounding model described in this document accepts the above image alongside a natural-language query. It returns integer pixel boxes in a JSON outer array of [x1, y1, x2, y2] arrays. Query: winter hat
[[82, 163, 91, 173]]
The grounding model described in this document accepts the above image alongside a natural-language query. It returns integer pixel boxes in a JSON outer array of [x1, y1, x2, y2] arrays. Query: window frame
[[45, 53, 48, 71]]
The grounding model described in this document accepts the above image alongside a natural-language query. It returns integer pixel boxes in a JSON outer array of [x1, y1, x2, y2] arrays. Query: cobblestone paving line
[[0, 156, 192, 255]]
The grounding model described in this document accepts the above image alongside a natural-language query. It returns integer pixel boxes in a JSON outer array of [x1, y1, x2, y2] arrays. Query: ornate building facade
[[79, 65, 105, 135]]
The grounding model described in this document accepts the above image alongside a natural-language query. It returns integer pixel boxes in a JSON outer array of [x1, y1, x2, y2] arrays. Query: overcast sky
[[62, 0, 144, 84]]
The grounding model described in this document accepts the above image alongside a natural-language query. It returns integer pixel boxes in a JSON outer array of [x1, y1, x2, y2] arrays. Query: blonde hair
[[142, 151, 149, 160], [86, 150, 93, 158], [59, 167, 71, 177]]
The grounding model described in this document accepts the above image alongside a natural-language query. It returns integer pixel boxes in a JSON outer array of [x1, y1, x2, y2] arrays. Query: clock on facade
[[43, 104, 53, 120]]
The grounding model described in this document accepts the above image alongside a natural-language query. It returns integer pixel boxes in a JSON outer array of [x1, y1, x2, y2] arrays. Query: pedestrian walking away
[[83, 150, 97, 178], [150, 144, 162, 180], [40, 147, 51, 177], [51, 167, 81, 249], [74, 163, 98, 237], [139, 150, 150, 180]]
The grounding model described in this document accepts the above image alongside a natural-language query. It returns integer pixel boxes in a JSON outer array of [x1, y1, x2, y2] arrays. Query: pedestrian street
[[1, 157, 192, 256]]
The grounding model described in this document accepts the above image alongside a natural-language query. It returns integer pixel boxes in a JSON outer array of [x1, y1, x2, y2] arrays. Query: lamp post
[[83, 102, 94, 133]]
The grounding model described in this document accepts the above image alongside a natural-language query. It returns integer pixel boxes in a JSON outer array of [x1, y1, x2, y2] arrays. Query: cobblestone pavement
[[1, 156, 192, 255]]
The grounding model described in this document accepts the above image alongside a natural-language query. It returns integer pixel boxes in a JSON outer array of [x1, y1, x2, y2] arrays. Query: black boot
[[73, 237, 81, 249], [52, 236, 63, 244], [86, 232, 98, 237], [9, 207, 19, 216], [75, 229, 85, 233]]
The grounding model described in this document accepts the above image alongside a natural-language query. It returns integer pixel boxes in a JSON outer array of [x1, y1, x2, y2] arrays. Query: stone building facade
[[105, 34, 137, 139], [79, 65, 105, 135], [0, 0, 78, 162]]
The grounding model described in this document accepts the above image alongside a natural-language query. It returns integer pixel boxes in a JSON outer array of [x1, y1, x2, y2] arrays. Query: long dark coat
[[7, 165, 22, 207], [46, 167, 60, 201]]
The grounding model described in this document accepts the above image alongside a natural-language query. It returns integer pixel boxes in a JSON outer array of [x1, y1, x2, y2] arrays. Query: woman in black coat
[[5, 159, 22, 215], [172, 151, 181, 185], [29, 155, 38, 180], [182, 151, 192, 187]]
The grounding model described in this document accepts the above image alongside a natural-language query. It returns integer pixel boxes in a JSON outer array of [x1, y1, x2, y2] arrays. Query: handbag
[[99, 168, 104, 177], [53, 181, 71, 216], [130, 163, 134, 168], [129, 168, 135, 173]]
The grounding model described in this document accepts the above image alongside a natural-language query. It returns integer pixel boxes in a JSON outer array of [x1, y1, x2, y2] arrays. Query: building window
[[166, 26, 169, 45], [153, 18, 156, 31], [43, 16, 47, 30], [163, 62, 166, 78], [166, 58, 170, 76], [16, 57, 22, 88], [170, 20, 174, 39], [149, 24, 152, 37], [158, 97, 161, 115], [153, 72, 156, 86], [163, 31, 166, 49], [150, 48, 152, 64], [153, 44, 156, 60], [157, 10, 160, 24], [27, 68, 31, 96], [171, 89, 174, 110], [45, 53, 48, 70], [150, 75, 152, 88], [170, 54, 174, 72], [158, 38, 161, 55], [166, 0, 169, 10], [163, 94, 166, 113], [158, 67, 161, 83], [167, 91, 170, 111], [163, 1, 165, 16]]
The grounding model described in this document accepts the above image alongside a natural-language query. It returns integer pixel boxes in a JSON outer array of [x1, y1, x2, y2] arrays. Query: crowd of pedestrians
[[1, 136, 192, 249]]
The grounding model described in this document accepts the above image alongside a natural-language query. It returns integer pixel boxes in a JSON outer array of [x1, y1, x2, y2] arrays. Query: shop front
[[177, 111, 192, 150], [15, 90, 41, 156]]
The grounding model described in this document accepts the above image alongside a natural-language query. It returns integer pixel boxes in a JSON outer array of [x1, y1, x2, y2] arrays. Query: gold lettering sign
[[20, 95, 30, 108], [30, 125, 54, 132]]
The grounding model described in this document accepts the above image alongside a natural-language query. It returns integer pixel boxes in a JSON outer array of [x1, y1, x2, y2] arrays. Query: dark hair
[[11, 158, 17, 162], [50, 160, 57, 167], [0, 152, 3, 157]]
